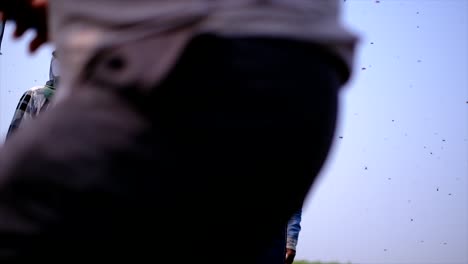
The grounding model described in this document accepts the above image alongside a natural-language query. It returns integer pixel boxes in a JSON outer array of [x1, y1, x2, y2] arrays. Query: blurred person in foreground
[[0, 0, 358, 263]]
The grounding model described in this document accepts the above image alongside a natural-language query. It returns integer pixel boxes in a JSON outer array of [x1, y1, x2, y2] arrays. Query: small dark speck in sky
[[420, 240, 424, 243], [408, 200, 412, 203], [339, 136, 343, 139], [430, 152, 433, 155], [448, 193, 452, 196], [437, 187, 439, 191], [384, 249, 387, 251], [371, 42, 374, 44], [417, 59, 422, 62], [362, 67, 367, 70], [443, 242, 447, 245], [365, 166, 368, 170], [411, 219, 414, 222], [442, 139, 446, 142], [392, 119, 395, 122], [388, 178, 392, 180]]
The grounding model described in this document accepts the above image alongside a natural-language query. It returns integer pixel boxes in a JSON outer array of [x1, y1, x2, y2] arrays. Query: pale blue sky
[[0, 1, 467, 264]]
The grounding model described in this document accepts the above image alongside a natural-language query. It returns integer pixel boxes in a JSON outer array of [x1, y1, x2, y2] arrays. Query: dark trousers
[[0, 34, 341, 263], [257, 224, 288, 264]]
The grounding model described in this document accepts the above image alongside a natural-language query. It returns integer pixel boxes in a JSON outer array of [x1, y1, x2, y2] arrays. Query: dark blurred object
[[0, 34, 341, 263], [0, 1, 357, 263], [0, 0, 48, 52], [0, 20, 5, 54]]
